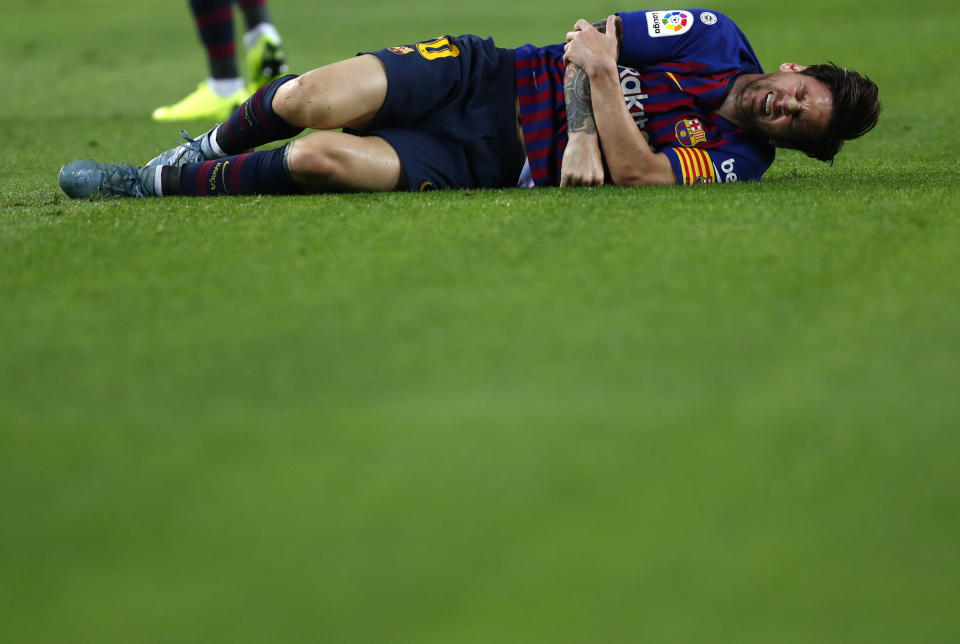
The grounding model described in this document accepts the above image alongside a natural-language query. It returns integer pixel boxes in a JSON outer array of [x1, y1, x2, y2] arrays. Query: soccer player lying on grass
[[59, 9, 880, 198]]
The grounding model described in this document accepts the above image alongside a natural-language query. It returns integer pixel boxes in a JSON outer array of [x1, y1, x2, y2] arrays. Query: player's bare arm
[[560, 16, 622, 186], [561, 58, 604, 186], [564, 16, 676, 186]]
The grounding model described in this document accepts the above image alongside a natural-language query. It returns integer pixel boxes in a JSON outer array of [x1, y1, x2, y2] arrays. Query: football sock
[[199, 127, 227, 159], [163, 144, 297, 197], [158, 165, 179, 197], [190, 0, 239, 79], [207, 76, 246, 97], [215, 74, 302, 155], [242, 22, 282, 51], [238, 0, 270, 30]]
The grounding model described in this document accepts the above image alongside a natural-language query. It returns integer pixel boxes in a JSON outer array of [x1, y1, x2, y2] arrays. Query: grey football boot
[[145, 128, 220, 168], [58, 160, 157, 198]]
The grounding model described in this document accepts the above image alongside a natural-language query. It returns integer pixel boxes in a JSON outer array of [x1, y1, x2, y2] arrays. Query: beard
[[728, 76, 776, 140]]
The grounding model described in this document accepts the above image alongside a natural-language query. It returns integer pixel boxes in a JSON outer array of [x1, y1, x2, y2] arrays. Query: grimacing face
[[730, 63, 834, 147]]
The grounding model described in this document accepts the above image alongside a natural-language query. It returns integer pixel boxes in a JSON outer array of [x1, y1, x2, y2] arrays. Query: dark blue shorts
[[352, 34, 524, 191]]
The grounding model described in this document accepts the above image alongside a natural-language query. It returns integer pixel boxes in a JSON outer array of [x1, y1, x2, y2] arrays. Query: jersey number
[[417, 37, 460, 60]]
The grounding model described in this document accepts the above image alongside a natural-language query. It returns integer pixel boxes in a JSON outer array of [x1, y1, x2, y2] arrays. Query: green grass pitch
[[2, 1, 959, 641]]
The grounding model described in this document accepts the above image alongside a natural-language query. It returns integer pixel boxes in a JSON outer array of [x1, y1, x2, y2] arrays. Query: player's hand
[[563, 16, 619, 74], [560, 133, 605, 187]]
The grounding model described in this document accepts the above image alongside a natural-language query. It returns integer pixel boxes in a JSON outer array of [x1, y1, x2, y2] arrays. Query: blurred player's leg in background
[[239, 0, 289, 94], [152, 0, 246, 121], [152, 0, 288, 122]]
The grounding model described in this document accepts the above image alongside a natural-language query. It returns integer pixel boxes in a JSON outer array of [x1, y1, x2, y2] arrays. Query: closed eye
[[793, 84, 808, 125]]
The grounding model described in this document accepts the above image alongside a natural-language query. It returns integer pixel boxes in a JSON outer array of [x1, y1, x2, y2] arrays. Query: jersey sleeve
[[616, 9, 758, 71], [665, 146, 770, 185]]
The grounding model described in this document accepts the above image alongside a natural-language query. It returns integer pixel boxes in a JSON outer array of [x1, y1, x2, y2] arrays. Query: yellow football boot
[[245, 27, 289, 94], [151, 81, 247, 122]]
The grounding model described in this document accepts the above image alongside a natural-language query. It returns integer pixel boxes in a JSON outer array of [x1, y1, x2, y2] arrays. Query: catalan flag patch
[[673, 147, 717, 185]]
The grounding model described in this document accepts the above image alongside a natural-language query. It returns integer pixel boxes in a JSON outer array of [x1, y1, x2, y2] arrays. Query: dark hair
[[793, 63, 881, 163]]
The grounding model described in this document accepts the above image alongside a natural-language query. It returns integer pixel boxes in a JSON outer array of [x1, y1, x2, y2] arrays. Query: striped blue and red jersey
[[513, 9, 775, 186]]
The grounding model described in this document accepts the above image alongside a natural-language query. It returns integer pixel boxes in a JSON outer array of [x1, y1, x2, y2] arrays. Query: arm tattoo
[[565, 63, 596, 135], [564, 15, 623, 135]]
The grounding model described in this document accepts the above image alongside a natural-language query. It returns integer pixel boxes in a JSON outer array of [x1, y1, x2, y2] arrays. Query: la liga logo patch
[[646, 10, 694, 37], [662, 11, 690, 31]]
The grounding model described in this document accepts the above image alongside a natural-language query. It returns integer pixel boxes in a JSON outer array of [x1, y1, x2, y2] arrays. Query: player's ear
[[779, 62, 808, 72]]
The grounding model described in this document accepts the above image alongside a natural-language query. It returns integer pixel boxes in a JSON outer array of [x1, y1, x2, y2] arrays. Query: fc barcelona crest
[[675, 118, 707, 147]]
